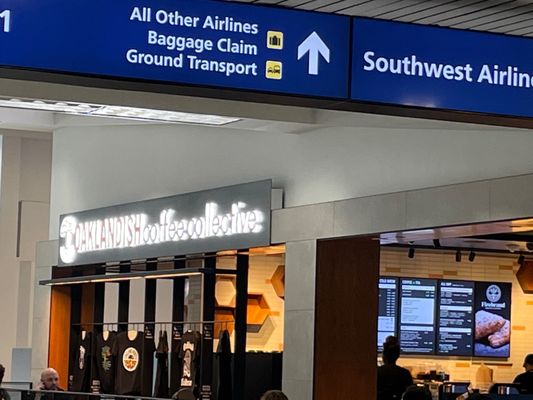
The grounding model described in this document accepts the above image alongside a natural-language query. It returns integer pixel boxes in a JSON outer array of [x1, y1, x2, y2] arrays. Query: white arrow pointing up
[[297, 32, 330, 76]]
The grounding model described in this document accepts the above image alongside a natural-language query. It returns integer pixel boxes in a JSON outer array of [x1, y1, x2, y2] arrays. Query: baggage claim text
[[127, 7, 260, 77]]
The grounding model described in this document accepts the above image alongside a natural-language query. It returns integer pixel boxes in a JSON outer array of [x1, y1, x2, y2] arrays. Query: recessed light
[[0, 98, 240, 126]]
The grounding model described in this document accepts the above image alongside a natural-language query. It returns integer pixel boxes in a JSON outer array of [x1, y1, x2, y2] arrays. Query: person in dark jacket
[[35, 369, 65, 400], [0, 364, 11, 400], [377, 336, 413, 400], [514, 354, 533, 394]]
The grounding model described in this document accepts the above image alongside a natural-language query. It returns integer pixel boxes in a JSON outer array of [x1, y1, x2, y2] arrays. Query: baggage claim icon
[[267, 31, 283, 50], [266, 31, 283, 80]]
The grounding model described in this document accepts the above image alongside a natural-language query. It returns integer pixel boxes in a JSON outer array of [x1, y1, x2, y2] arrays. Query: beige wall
[[49, 123, 533, 240], [0, 134, 52, 381], [381, 247, 533, 385]]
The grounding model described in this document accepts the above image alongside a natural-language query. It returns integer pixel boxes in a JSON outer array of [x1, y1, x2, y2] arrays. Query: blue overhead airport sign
[[0, 0, 351, 98], [351, 18, 533, 119], [2, 2, 533, 121]]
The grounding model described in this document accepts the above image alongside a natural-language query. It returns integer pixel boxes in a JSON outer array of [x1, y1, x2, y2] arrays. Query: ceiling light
[[0, 98, 240, 126], [90, 105, 240, 125], [0, 98, 96, 113], [468, 251, 476, 262], [455, 250, 462, 263]]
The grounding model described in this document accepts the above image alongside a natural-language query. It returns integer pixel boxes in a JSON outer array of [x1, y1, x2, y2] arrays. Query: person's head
[[382, 336, 401, 365], [523, 354, 533, 372], [402, 385, 432, 400], [0, 364, 5, 384], [260, 390, 288, 400], [40, 368, 59, 390]]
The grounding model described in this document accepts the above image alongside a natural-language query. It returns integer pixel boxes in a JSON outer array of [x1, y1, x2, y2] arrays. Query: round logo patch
[[122, 347, 139, 372], [486, 284, 502, 303]]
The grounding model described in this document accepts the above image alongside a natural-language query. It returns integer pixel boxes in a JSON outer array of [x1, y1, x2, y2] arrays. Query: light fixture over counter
[[39, 267, 216, 286]]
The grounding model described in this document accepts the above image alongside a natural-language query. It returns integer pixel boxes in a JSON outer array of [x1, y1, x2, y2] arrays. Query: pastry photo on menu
[[474, 282, 512, 358], [474, 310, 510, 357]]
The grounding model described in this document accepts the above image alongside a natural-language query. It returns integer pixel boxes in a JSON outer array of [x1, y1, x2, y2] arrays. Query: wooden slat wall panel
[[48, 286, 71, 390], [314, 237, 380, 400]]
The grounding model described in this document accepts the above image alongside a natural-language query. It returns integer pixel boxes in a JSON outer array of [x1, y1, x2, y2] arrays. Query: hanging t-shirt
[[94, 331, 117, 394], [170, 328, 183, 396], [176, 330, 202, 400], [154, 330, 170, 398], [142, 327, 156, 397], [70, 331, 92, 392], [216, 330, 232, 400], [112, 331, 155, 395]]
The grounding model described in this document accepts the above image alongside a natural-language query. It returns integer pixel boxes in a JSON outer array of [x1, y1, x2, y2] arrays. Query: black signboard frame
[[57, 180, 272, 267]]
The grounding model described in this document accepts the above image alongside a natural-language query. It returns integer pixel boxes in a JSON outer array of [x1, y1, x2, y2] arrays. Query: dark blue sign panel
[[0, 0, 350, 98], [351, 18, 533, 118]]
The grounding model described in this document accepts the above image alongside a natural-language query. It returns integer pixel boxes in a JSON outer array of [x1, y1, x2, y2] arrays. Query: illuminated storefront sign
[[58, 180, 272, 266]]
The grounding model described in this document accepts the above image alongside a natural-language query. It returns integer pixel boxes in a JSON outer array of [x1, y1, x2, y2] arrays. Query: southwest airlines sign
[[0, 0, 350, 98], [58, 181, 272, 266], [351, 18, 533, 118]]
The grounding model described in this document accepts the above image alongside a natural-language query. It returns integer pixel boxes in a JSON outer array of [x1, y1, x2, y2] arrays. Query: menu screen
[[399, 278, 437, 354], [474, 282, 512, 358], [378, 277, 399, 351], [437, 280, 474, 356]]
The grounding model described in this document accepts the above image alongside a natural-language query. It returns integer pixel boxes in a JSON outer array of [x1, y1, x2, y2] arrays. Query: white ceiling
[[226, 0, 533, 37]]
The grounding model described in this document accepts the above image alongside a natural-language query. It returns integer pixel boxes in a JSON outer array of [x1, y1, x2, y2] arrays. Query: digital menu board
[[378, 277, 512, 358], [437, 281, 474, 356], [474, 282, 512, 358], [399, 278, 437, 354], [378, 277, 399, 351]]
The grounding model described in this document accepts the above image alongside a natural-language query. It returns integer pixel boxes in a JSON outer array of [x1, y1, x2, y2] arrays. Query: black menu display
[[378, 276, 512, 359], [437, 281, 474, 356], [399, 278, 437, 354], [378, 278, 399, 351], [474, 282, 512, 358]]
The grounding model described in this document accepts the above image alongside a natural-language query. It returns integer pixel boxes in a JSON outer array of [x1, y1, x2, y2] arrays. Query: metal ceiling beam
[[221, 0, 533, 37]]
